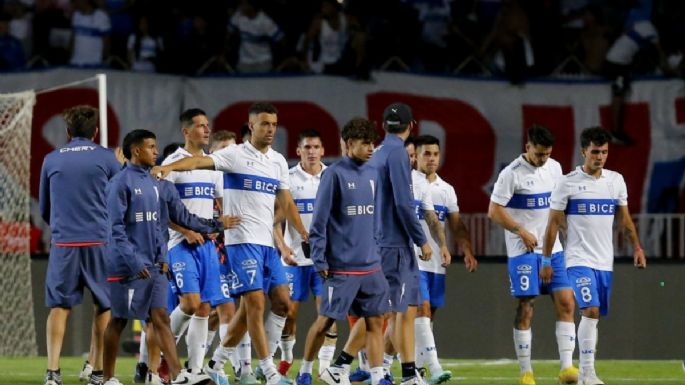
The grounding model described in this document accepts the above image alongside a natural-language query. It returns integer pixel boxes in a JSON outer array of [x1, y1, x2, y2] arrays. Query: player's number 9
[[520, 276, 529, 291]]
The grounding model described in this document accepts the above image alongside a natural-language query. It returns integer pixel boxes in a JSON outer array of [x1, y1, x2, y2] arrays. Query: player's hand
[[114, 147, 126, 165], [150, 165, 170, 179], [439, 246, 451, 267], [516, 228, 538, 252], [634, 248, 647, 269], [278, 245, 298, 266], [540, 265, 553, 284], [183, 230, 204, 245], [419, 243, 432, 261], [206, 233, 218, 240], [221, 215, 241, 229], [318, 270, 329, 279], [299, 230, 310, 243], [137, 268, 151, 279], [463, 253, 478, 272], [160, 263, 169, 274]]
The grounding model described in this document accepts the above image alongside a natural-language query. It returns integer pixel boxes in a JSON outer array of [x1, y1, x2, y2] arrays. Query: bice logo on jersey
[[346, 204, 374, 216], [134, 211, 158, 222], [527, 196, 550, 208], [243, 178, 277, 193], [576, 202, 615, 214], [184, 185, 215, 198]]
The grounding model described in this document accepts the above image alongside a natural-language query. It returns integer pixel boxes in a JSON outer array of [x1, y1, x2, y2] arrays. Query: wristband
[[541, 257, 552, 268]]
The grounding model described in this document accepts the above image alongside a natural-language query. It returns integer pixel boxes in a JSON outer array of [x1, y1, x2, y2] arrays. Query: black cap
[[383, 103, 413, 126]]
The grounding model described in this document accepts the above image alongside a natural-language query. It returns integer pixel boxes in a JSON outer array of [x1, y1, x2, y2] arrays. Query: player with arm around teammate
[[542, 127, 646, 385], [488, 125, 578, 385]]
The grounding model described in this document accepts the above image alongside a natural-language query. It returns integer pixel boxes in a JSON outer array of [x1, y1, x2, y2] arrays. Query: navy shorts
[[285, 265, 323, 302], [45, 244, 110, 309], [380, 247, 421, 312], [419, 271, 446, 308], [169, 241, 224, 305], [508, 251, 571, 297], [110, 268, 168, 320], [226, 244, 288, 296], [319, 270, 390, 320]]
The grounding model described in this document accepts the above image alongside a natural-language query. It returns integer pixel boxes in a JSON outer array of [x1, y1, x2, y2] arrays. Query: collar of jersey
[[243, 140, 271, 159], [177, 146, 206, 158], [296, 162, 326, 178], [127, 162, 151, 174], [576, 165, 606, 179]]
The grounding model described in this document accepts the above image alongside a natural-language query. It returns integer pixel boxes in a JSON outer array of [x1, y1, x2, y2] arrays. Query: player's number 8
[[520, 276, 529, 291], [581, 286, 592, 302]]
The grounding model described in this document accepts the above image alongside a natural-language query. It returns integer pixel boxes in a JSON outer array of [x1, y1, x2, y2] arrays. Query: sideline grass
[[1, 357, 683, 385]]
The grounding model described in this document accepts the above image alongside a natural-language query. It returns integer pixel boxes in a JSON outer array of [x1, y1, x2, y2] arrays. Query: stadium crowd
[[1, 0, 684, 81]]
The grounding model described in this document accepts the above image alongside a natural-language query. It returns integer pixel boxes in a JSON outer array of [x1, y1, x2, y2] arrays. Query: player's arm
[[423, 209, 450, 264], [309, 170, 337, 278], [163, 182, 233, 235], [540, 209, 565, 284], [106, 181, 148, 278], [273, 221, 296, 266], [388, 148, 430, 258], [38, 160, 51, 224], [616, 205, 646, 268], [276, 188, 308, 242], [448, 212, 477, 272], [151, 156, 216, 179], [487, 202, 537, 251]]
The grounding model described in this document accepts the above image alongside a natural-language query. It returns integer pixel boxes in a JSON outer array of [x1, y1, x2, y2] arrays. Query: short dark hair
[[210, 130, 237, 144], [180, 108, 206, 128], [386, 122, 410, 134], [162, 142, 181, 160], [527, 124, 555, 147], [298, 129, 321, 145], [240, 123, 251, 142], [415, 134, 440, 149], [580, 126, 612, 149], [63, 105, 98, 139], [404, 135, 416, 148], [341, 117, 379, 142], [123, 129, 156, 160], [248, 102, 278, 116]]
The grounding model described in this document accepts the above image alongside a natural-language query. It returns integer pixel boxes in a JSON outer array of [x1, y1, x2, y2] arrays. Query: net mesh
[[0, 91, 37, 355]]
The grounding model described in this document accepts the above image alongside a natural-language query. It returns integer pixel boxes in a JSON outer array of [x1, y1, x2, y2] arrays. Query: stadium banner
[[1, 69, 683, 214]]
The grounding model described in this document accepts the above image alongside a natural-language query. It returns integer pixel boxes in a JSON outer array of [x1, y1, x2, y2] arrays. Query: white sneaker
[[80, 362, 94, 382], [320, 366, 351, 385], [579, 368, 604, 385], [172, 369, 211, 385], [146, 373, 166, 385], [204, 364, 231, 385], [104, 378, 123, 385], [400, 372, 427, 385]]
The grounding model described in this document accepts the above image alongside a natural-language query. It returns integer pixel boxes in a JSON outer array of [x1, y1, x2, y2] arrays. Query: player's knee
[[180, 295, 201, 314], [582, 307, 600, 319], [150, 308, 170, 326]]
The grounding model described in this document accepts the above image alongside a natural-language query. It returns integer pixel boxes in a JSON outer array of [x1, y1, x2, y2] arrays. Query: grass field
[[2, 357, 684, 385]]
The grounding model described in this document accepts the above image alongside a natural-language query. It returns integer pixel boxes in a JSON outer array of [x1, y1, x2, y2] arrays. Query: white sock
[[415, 316, 441, 373], [318, 343, 336, 375], [265, 312, 287, 358], [139, 330, 148, 364], [556, 321, 576, 370], [578, 316, 598, 373], [513, 328, 533, 373], [279, 338, 296, 363], [259, 358, 278, 384], [206, 330, 217, 355], [219, 324, 229, 344], [169, 307, 193, 343], [358, 349, 370, 371], [187, 315, 209, 371], [239, 333, 253, 374], [370, 367, 384, 385], [382, 353, 394, 371], [300, 360, 314, 375], [211, 346, 235, 370]]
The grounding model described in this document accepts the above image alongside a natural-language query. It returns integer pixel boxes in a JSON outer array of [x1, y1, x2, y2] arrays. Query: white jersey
[[70, 9, 110, 66], [284, 162, 326, 266], [550, 166, 628, 271], [490, 155, 563, 257], [411, 170, 435, 265], [414, 170, 459, 274], [209, 142, 289, 247], [163, 147, 223, 249]]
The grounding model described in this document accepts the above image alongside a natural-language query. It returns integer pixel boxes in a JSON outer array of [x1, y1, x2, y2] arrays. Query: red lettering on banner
[[367, 92, 496, 212], [31, 88, 120, 198], [521, 105, 575, 172], [213, 102, 340, 158], [599, 103, 650, 213]]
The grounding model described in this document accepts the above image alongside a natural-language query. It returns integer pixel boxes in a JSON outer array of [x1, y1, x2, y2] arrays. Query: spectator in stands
[[32, 0, 71, 66], [127, 15, 162, 72], [408, 0, 453, 72], [3, 0, 32, 56], [69, 0, 111, 67], [300, 0, 347, 74], [228, 0, 284, 73], [0, 14, 26, 70]]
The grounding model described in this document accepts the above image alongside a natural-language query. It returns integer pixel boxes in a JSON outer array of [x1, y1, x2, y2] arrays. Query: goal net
[[0, 91, 37, 355]]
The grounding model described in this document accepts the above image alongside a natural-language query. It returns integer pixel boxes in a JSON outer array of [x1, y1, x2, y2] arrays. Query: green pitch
[[1, 357, 683, 385]]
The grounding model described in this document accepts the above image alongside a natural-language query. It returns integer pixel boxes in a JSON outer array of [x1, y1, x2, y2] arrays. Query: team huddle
[[40, 102, 645, 385]]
